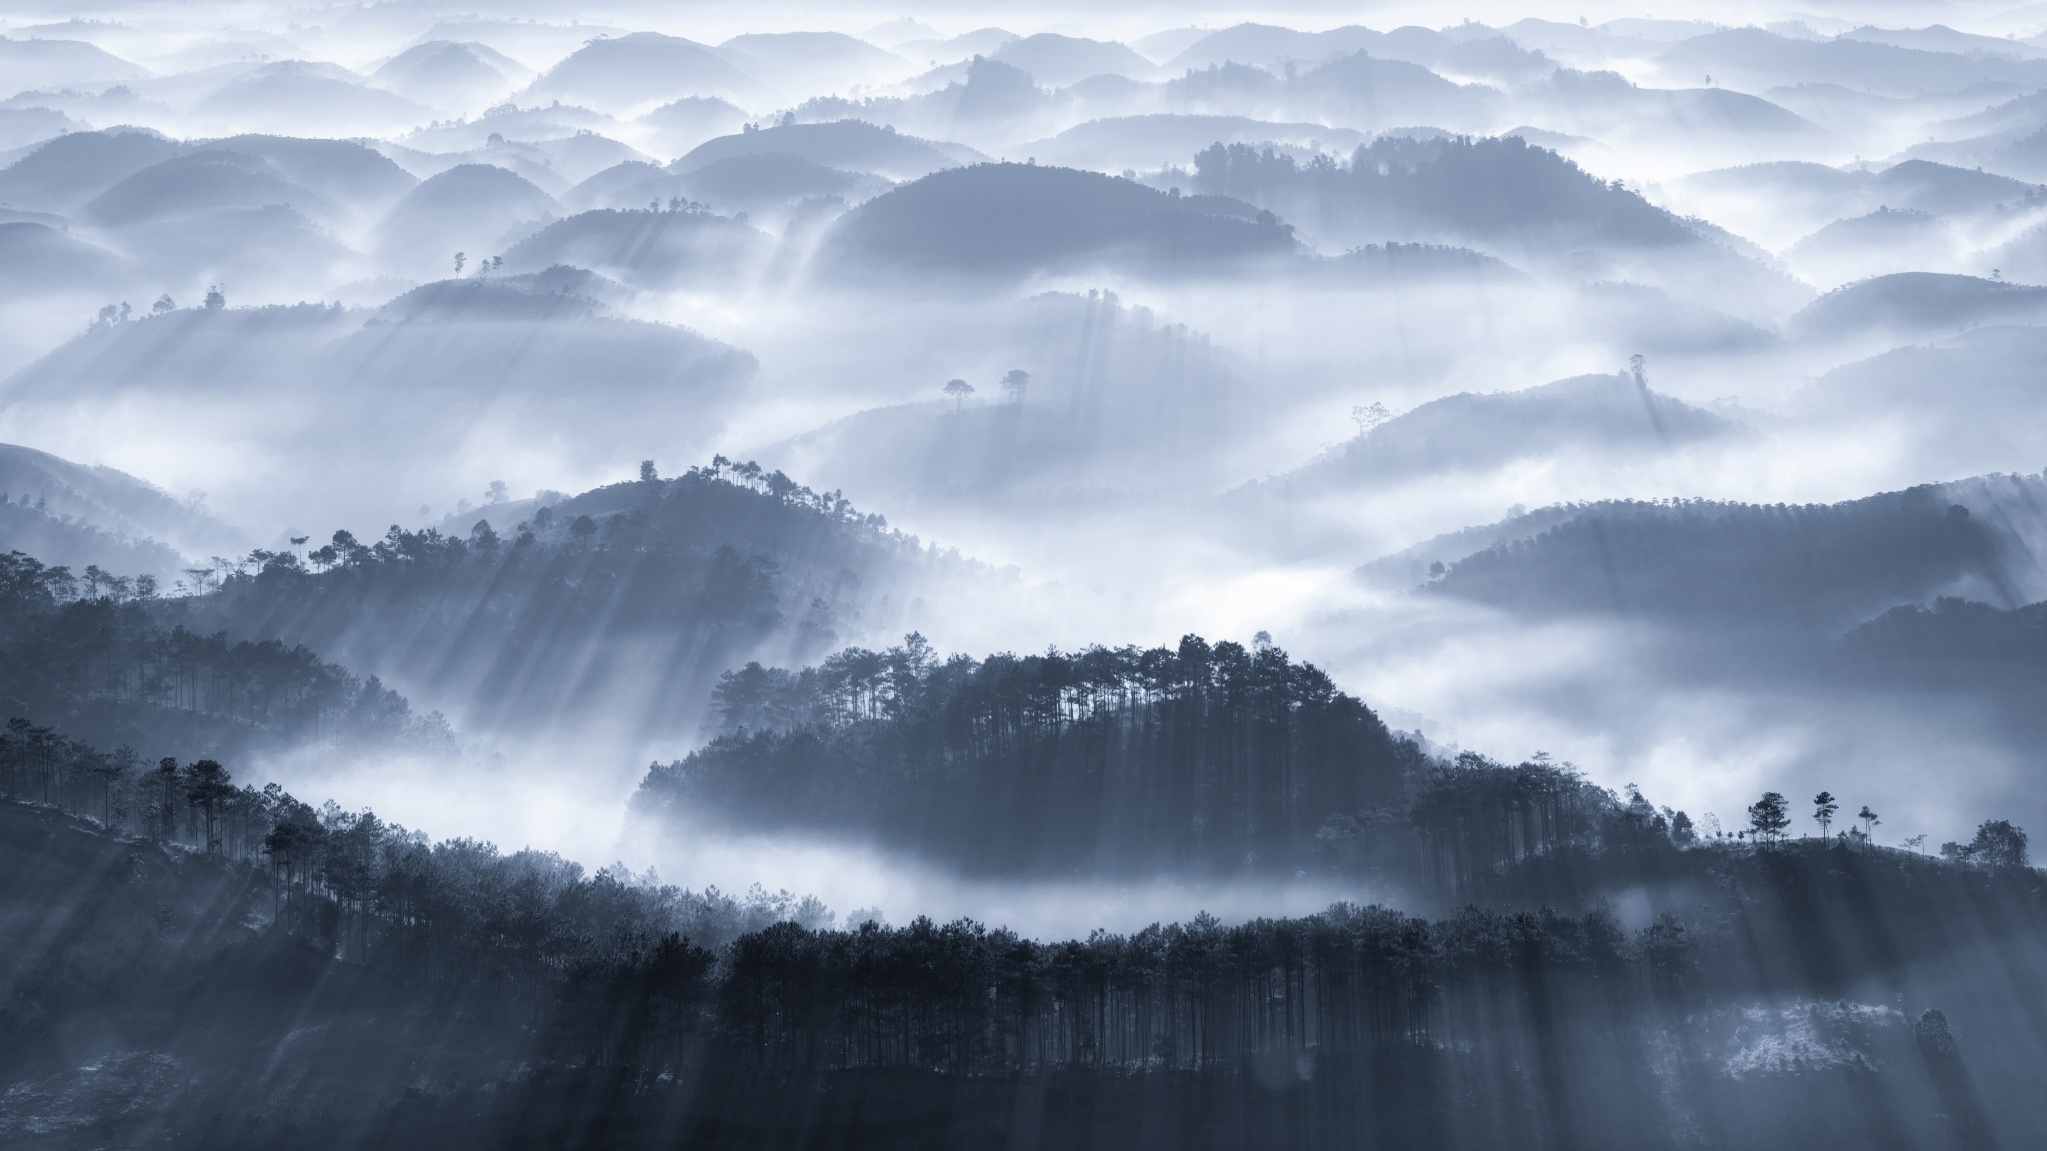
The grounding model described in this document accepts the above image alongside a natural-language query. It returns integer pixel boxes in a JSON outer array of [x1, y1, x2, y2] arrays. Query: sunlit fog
[[5, 1, 2047, 1147]]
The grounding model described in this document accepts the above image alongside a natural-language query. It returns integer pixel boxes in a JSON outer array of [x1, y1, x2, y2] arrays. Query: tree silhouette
[[943, 378, 974, 412], [1813, 791, 1838, 839], [184, 759, 234, 853], [1858, 805, 1880, 840], [1000, 369, 1030, 404], [1748, 791, 1790, 846], [454, 251, 466, 275]]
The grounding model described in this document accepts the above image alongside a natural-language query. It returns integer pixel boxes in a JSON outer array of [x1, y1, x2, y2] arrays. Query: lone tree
[[1000, 369, 1030, 403], [943, 378, 974, 411], [1813, 791, 1839, 839], [1859, 805, 1880, 839], [1950, 820, 2030, 868], [1748, 791, 1790, 846]]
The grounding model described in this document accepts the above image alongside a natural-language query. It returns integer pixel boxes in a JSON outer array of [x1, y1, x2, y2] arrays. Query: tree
[[641, 460, 659, 483], [203, 285, 225, 310], [1669, 810, 1695, 846], [1748, 791, 1790, 846], [150, 757, 180, 841], [1350, 402, 1390, 435], [1000, 369, 1030, 403], [1965, 820, 2028, 868], [1858, 805, 1880, 840], [486, 480, 509, 505], [943, 378, 974, 411], [454, 251, 466, 275], [185, 760, 235, 852], [151, 293, 175, 314], [1813, 791, 1838, 839]]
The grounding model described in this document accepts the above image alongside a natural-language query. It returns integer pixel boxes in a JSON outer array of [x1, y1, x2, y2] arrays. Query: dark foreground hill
[[3, 721, 2045, 1150]]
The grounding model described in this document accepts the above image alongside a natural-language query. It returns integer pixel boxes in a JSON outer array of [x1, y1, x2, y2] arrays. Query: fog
[[6, 2, 2047, 1145]]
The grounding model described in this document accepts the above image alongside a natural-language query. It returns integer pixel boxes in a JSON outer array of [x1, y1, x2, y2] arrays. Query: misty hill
[[1287, 51, 1499, 129], [1791, 272, 2047, 336], [816, 162, 1297, 285], [191, 61, 433, 137], [1790, 327, 2047, 480], [990, 33, 1157, 86], [1020, 114, 1369, 173], [673, 153, 889, 214], [1166, 23, 1546, 81], [1655, 28, 2047, 97], [0, 222, 127, 297], [1843, 595, 2047, 688], [0, 442, 242, 564], [499, 206, 769, 290], [3, 291, 754, 533], [1522, 68, 1822, 146], [78, 150, 336, 228], [1254, 372, 1746, 500], [672, 120, 974, 181], [718, 31, 907, 93], [178, 461, 957, 741], [639, 633, 1422, 876], [0, 105, 82, 152], [0, 35, 148, 91], [760, 291, 1245, 510], [1782, 209, 1944, 286], [371, 41, 533, 109], [0, 128, 179, 214], [0, 497, 186, 581], [520, 32, 767, 112], [1418, 483, 2025, 635], [199, 134, 417, 214], [633, 96, 750, 158], [372, 163, 555, 277]]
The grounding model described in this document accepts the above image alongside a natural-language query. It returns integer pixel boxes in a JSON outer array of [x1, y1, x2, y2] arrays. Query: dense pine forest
[[3, 715, 2042, 1149], [636, 634, 1428, 876]]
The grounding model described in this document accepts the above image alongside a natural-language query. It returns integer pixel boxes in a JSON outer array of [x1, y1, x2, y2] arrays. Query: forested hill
[[4, 719, 2045, 1149], [179, 460, 967, 742], [636, 634, 1428, 877], [0, 551, 450, 763], [1414, 481, 2031, 635]]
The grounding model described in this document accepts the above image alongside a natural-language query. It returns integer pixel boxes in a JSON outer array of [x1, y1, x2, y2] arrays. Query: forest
[[3, 716, 2041, 1150], [635, 634, 1428, 876]]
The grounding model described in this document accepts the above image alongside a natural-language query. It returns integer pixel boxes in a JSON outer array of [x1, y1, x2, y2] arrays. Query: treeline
[[1190, 135, 1697, 252], [0, 550, 450, 760], [7, 738, 2046, 1149], [636, 633, 1429, 875], [180, 460, 954, 740]]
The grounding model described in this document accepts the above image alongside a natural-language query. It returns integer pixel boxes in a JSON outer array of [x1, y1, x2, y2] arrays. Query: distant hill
[[0, 222, 127, 297], [0, 36, 147, 91], [816, 161, 1297, 284], [1654, 28, 2047, 97], [1254, 372, 1746, 500], [1413, 480, 2039, 634], [0, 442, 244, 564], [521, 32, 768, 112], [1018, 114, 1368, 173], [372, 163, 556, 277], [371, 41, 532, 109], [1791, 272, 2047, 337], [199, 135, 416, 214], [990, 33, 1157, 86], [672, 120, 975, 181], [79, 150, 335, 228], [0, 128, 179, 213], [191, 61, 433, 137], [500, 207, 768, 289]]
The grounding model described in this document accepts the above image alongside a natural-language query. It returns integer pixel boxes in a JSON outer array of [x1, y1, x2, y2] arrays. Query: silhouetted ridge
[[1426, 486, 2007, 631], [637, 633, 1425, 876], [179, 460, 949, 740]]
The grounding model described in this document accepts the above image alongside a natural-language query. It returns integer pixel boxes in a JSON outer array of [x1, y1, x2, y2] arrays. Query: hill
[[672, 120, 974, 181], [499, 206, 768, 290], [1791, 272, 2047, 336], [816, 162, 1296, 285], [0, 441, 243, 561], [175, 461, 960, 743], [371, 163, 556, 277], [520, 32, 767, 112], [0, 128, 179, 214]]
